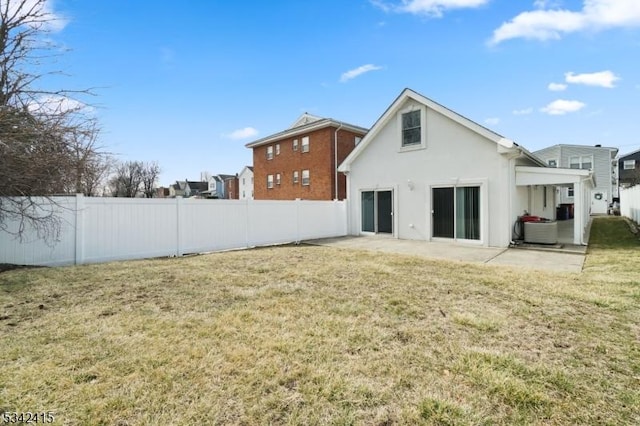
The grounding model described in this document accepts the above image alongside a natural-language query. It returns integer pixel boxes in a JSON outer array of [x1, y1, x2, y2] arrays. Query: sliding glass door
[[361, 190, 393, 234], [432, 186, 480, 241]]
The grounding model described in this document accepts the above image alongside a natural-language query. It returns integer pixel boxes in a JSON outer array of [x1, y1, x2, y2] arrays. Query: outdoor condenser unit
[[523, 221, 558, 244]]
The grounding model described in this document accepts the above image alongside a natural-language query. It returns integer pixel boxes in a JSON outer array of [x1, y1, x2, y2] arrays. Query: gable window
[[302, 136, 310, 153], [293, 171, 299, 184], [624, 160, 636, 170], [267, 175, 274, 189], [293, 139, 299, 151], [569, 156, 580, 169], [302, 169, 310, 186], [266, 146, 274, 160], [276, 173, 281, 185], [275, 144, 280, 155], [547, 159, 557, 167], [401, 110, 421, 146]]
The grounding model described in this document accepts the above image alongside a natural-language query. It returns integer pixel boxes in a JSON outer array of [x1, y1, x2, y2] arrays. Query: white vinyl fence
[[620, 185, 640, 223], [0, 195, 348, 266]]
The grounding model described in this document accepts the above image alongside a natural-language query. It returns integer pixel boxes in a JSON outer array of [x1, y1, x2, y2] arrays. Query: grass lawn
[[1, 217, 639, 425]]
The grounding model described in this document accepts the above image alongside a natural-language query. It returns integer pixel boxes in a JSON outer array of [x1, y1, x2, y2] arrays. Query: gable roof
[[289, 113, 324, 129], [619, 147, 640, 160], [245, 114, 368, 149], [339, 88, 544, 172]]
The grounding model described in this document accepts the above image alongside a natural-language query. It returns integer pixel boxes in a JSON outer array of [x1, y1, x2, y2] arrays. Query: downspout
[[334, 123, 343, 200]]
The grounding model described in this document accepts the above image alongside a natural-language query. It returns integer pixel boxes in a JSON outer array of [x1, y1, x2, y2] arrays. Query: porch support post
[[573, 181, 583, 245]]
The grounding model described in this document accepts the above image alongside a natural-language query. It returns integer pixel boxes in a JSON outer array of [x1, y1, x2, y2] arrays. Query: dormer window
[[401, 110, 421, 146]]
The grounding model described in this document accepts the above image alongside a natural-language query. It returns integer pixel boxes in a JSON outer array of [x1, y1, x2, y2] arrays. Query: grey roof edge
[[245, 118, 368, 148]]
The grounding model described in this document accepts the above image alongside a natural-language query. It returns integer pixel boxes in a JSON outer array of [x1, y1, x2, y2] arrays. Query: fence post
[[296, 198, 301, 243], [74, 193, 84, 265], [245, 199, 251, 248], [176, 197, 183, 256]]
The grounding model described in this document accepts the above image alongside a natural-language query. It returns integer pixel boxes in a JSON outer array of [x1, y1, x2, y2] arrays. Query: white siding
[[346, 100, 513, 248], [0, 196, 347, 266]]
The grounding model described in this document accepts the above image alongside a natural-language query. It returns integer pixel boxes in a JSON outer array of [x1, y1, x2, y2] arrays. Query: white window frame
[[276, 173, 281, 185], [301, 136, 310, 153], [293, 170, 299, 184], [267, 174, 274, 189], [266, 146, 274, 160], [302, 169, 310, 186], [275, 144, 280, 155], [580, 155, 593, 170], [398, 104, 427, 151], [547, 159, 558, 168], [293, 139, 299, 151], [567, 187, 574, 197], [624, 159, 636, 170], [569, 156, 580, 169]]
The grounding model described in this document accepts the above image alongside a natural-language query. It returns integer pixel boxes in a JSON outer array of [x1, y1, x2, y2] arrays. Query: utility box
[[524, 221, 558, 244]]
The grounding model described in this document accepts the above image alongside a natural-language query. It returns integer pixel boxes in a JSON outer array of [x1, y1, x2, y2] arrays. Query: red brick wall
[[253, 126, 365, 200], [224, 177, 239, 199]]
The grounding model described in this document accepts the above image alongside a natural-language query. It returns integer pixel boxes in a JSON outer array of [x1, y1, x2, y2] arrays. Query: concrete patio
[[304, 218, 591, 273]]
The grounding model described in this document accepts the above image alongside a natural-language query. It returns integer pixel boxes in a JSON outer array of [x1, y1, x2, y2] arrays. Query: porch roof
[[515, 166, 595, 187]]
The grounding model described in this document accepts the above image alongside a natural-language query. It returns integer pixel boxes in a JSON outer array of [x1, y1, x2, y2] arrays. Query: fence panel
[[0, 197, 77, 266], [179, 199, 249, 254], [82, 197, 179, 263], [620, 186, 640, 223], [0, 196, 348, 266]]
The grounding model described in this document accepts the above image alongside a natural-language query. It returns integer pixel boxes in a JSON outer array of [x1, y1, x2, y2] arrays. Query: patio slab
[[305, 236, 585, 273]]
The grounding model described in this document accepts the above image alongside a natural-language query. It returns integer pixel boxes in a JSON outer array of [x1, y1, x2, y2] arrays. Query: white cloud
[[548, 82, 567, 91], [225, 127, 259, 140], [6, 0, 69, 32], [28, 95, 91, 115], [489, 0, 640, 45], [540, 99, 586, 115], [340, 64, 383, 83], [371, 0, 489, 17], [565, 70, 620, 88], [513, 107, 533, 115], [484, 117, 500, 125]]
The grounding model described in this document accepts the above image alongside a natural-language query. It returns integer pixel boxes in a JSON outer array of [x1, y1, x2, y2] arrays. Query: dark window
[[402, 110, 421, 146]]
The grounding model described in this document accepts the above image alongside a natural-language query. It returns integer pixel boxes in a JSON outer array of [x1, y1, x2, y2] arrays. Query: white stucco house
[[338, 88, 594, 248]]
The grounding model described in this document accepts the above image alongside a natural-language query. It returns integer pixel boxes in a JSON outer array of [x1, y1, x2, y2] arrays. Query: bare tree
[[0, 0, 105, 240], [141, 161, 160, 198], [109, 161, 143, 197]]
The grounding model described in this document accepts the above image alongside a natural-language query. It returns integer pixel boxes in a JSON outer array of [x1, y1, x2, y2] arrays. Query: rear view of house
[[618, 148, 640, 188], [338, 88, 594, 248]]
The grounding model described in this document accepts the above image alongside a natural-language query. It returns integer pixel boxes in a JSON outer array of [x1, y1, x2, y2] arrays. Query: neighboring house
[[618, 148, 640, 188], [155, 187, 170, 198], [223, 174, 239, 199], [338, 88, 594, 247], [169, 181, 187, 197], [534, 144, 618, 215], [246, 113, 368, 200], [238, 166, 254, 200], [185, 180, 208, 197]]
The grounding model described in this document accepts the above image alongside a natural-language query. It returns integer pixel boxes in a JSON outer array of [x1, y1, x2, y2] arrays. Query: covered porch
[[515, 166, 594, 245]]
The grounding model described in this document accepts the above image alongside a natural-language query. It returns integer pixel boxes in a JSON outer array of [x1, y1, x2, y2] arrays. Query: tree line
[[0, 0, 162, 239]]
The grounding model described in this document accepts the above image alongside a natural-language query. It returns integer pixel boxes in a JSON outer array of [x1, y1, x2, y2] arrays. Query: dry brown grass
[[1, 217, 639, 425]]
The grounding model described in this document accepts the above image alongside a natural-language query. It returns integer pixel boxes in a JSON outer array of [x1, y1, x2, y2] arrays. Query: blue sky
[[37, 0, 640, 185]]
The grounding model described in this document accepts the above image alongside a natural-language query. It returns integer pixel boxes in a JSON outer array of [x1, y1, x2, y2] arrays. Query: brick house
[[246, 113, 368, 200], [223, 174, 239, 199]]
